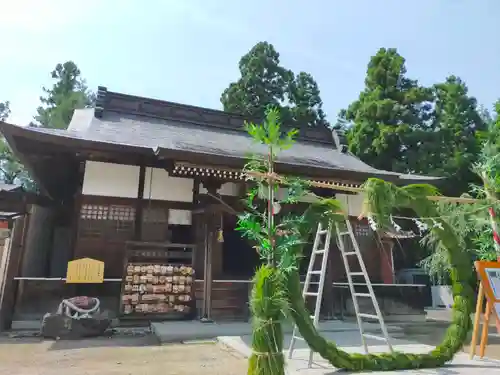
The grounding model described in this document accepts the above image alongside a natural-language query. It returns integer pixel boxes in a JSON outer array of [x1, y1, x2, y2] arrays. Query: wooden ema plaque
[[470, 260, 500, 358], [66, 258, 104, 284]]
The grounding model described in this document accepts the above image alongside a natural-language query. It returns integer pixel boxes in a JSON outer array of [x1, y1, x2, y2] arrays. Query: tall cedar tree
[[221, 42, 329, 128], [338, 48, 434, 173], [34, 61, 95, 129], [427, 76, 487, 194]]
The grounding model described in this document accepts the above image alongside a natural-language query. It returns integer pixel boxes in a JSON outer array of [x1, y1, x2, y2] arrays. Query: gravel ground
[[0, 334, 247, 375]]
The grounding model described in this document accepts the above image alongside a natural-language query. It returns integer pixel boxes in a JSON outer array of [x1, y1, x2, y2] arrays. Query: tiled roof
[[16, 108, 431, 182]]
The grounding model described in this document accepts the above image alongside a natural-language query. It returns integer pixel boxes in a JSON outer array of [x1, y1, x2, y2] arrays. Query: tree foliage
[[221, 42, 328, 128], [0, 101, 34, 188], [428, 76, 486, 194], [338, 48, 434, 172], [338, 48, 486, 193], [34, 61, 95, 129], [0, 101, 10, 121], [239, 112, 474, 372], [419, 102, 500, 283]]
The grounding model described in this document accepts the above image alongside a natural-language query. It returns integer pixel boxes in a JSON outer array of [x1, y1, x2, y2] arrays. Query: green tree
[[0, 101, 10, 121], [0, 101, 33, 187], [338, 48, 434, 172], [288, 72, 328, 127], [427, 76, 487, 194], [34, 61, 95, 129], [221, 42, 329, 128]]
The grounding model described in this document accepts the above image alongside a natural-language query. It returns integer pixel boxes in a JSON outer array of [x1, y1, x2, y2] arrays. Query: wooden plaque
[[66, 258, 104, 284], [475, 260, 500, 318]]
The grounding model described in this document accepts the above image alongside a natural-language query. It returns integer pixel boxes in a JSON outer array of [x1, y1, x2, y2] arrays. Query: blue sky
[[2, 0, 500, 126]]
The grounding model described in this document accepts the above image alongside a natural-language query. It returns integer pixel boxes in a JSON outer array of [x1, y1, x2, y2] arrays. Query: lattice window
[[80, 204, 135, 221], [109, 205, 135, 222], [80, 204, 109, 220], [79, 203, 135, 241]]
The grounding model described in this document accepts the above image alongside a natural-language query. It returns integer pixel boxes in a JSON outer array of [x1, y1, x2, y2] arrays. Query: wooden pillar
[[0, 216, 27, 331], [322, 235, 335, 318], [134, 165, 146, 241], [379, 239, 395, 284], [199, 178, 222, 321], [203, 180, 223, 280], [201, 216, 214, 320], [211, 211, 223, 279]]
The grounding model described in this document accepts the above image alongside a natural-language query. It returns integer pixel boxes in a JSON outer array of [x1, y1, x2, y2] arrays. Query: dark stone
[[41, 311, 111, 339]]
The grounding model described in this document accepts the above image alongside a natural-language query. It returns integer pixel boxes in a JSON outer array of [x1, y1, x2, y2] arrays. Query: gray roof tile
[[15, 109, 441, 182]]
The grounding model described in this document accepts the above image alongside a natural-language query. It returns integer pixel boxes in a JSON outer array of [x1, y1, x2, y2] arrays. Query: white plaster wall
[[336, 193, 364, 217], [168, 209, 192, 225], [200, 182, 240, 196], [144, 168, 194, 202], [82, 161, 140, 198]]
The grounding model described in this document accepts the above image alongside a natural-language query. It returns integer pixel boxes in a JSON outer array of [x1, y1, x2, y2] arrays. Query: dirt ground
[[0, 334, 247, 375], [0, 322, 499, 374]]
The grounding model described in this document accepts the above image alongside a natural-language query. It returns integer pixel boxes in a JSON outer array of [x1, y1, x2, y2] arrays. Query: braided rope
[[56, 297, 100, 320]]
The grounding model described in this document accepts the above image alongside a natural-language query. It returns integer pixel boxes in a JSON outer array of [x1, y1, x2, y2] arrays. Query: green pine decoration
[[238, 109, 474, 373], [285, 179, 474, 371], [247, 266, 286, 375]]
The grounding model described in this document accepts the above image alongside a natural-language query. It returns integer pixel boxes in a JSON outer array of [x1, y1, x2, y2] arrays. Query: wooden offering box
[[120, 242, 195, 320]]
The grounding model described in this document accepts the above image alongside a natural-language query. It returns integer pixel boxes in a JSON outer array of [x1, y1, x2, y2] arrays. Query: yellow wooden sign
[[66, 258, 104, 284]]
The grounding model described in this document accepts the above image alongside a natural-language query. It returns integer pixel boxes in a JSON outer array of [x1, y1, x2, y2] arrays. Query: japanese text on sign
[[66, 258, 104, 283]]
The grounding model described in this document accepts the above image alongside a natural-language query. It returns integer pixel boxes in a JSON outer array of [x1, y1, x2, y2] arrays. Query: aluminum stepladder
[[335, 219, 393, 354], [288, 221, 332, 367], [288, 219, 393, 368]]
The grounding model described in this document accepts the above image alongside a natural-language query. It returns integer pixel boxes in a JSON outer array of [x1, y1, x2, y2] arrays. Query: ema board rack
[[120, 242, 195, 320]]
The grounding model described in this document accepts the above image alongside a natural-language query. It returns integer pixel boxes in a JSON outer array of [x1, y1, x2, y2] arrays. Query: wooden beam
[[246, 171, 484, 205]]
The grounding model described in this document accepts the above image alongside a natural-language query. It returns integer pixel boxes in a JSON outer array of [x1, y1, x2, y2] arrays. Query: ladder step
[[362, 333, 388, 342], [338, 231, 350, 236], [344, 251, 357, 256], [293, 335, 305, 341], [359, 313, 380, 320], [309, 270, 322, 275], [318, 229, 329, 235], [314, 249, 326, 254], [304, 292, 319, 297], [354, 293, 371, 298], [349, 272, 364, 276]]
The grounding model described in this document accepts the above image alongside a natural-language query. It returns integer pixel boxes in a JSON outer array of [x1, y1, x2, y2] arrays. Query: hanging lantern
[[216, 214, 224, 242]]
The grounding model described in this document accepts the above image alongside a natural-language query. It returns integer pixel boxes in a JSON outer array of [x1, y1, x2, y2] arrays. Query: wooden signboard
[[470, 260, 500, 359], [66, 258, 104, 284]]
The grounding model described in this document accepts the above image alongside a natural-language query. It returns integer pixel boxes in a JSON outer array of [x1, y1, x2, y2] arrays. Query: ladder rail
[[289, 218, 394, 367], [312, 226, 332, 326], [344, 220, 394, 353], [302, 223, 323, 297], [335, 222, 369, 353], [288, 222, 332, 367]]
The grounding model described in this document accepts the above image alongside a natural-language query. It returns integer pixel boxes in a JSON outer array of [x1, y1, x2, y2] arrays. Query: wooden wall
[[74, 196, 192, 278]]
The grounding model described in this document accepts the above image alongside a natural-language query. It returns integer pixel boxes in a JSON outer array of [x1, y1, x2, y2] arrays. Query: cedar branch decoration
[[285, 179, 474, 371], [238, 110, 474, 373]]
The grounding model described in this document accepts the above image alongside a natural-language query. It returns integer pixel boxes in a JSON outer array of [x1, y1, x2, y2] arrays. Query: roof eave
[[155, 146, 404, 183]]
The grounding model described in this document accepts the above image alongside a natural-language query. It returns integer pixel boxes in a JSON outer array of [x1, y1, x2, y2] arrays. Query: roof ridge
[[94, 86, 335, 145]]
